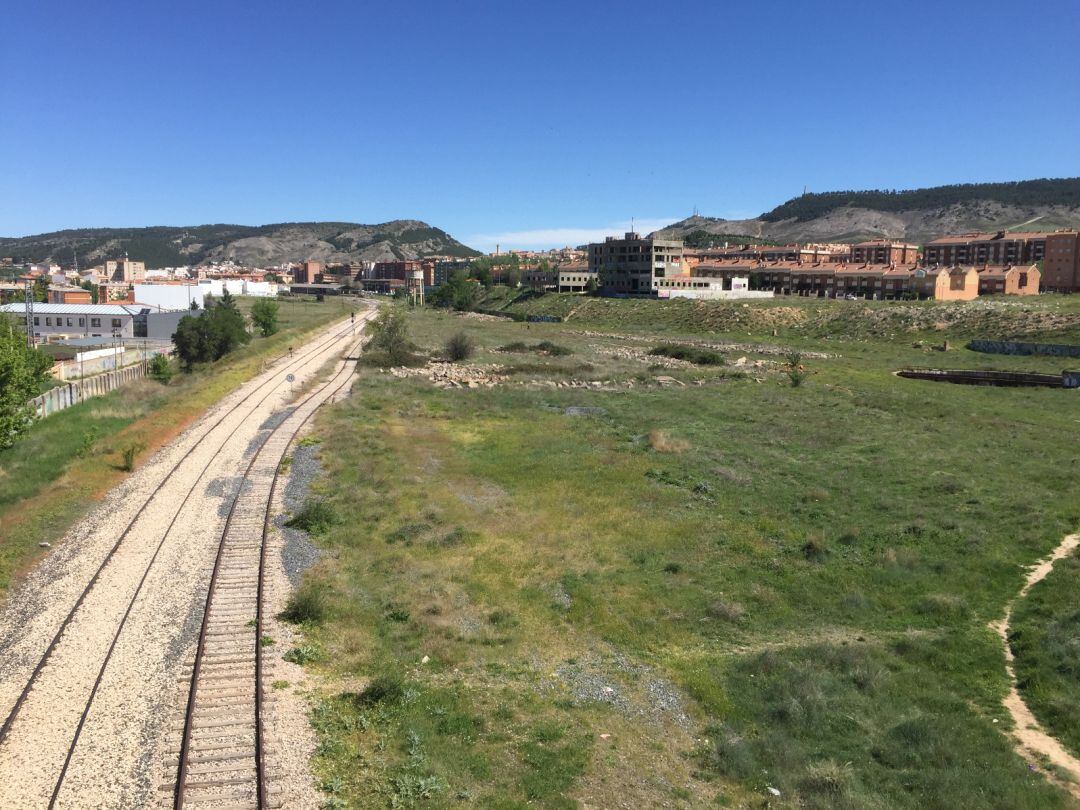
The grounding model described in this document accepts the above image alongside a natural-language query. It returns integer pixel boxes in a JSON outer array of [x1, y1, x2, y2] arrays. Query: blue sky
[[2, 0, 1078, 251]]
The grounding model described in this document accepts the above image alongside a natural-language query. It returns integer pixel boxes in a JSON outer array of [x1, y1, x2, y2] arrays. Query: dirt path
[[992, 533, 1080, 797], [0, 313, 369, 807]]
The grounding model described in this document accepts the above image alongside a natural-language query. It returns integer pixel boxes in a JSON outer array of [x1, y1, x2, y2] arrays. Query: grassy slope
[[0, 296, 357, 594], [289, 298, 1080, 808], [1010, 553, 1080, 760]]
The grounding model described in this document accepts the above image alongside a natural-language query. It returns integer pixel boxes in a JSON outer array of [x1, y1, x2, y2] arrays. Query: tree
[[171, 296, 251, 371], [12, 278, 47, 304], [251, 298, 280, 337], [0, 316, 50, 449], [367, 305, 412, 364], [431, 269, 481, 311], [79, 279, 100, 304], [585, 276, 599, 294]]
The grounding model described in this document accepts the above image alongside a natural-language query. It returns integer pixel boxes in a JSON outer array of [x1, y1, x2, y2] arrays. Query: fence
[[968, 340, 1080, 358], [30, 362, 149, 418]]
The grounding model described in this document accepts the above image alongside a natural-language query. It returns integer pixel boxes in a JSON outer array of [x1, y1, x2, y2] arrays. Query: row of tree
[[172, 292, 279, 370]]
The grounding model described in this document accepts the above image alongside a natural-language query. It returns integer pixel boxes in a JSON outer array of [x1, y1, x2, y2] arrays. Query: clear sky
[[3, 0, 1079, 250]]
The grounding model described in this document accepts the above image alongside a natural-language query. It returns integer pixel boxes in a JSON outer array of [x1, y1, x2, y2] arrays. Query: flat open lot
[[286, 294, 1080, 808]]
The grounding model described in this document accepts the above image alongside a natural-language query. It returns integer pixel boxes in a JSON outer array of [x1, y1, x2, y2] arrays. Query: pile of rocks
[[389, 361, 507, 388]]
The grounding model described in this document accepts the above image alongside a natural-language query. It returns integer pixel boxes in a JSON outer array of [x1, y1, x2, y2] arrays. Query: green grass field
[[281, 294, 1080, 808], [0, 296, 357, 594], [1010, 552, 1080, 761]]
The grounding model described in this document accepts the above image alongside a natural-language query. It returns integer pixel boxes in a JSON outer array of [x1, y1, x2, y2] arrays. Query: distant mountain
[[0, 220, 481, 268], [653, 178, 1080, 246]]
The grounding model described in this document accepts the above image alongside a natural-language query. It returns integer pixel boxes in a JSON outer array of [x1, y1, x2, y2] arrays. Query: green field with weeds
[[285, 295, 1080, 808], [1010, 552, 1080, 761], [0, 297, 357, 594]]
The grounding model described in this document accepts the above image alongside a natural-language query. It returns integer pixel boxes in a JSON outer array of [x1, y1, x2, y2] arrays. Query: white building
[[654, 276, 773, 301], [134, 283, 205, 311]]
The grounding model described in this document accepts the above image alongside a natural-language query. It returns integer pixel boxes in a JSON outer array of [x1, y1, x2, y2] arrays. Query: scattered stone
[[38, 542, 51, 549]]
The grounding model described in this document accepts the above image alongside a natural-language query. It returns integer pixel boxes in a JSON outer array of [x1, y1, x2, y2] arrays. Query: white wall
[[134, 284, 204, 311]]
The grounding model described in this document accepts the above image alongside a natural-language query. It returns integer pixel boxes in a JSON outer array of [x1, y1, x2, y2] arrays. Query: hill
[[0, 220, 481, 268], [654, 178, 1080, 245]]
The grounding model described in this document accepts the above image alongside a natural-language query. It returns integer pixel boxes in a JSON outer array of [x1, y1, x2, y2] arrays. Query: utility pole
[[23, 279, 35, 348]]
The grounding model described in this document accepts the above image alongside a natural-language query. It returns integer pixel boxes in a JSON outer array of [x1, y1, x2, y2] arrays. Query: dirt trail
[[992, 533, 1080, 797]]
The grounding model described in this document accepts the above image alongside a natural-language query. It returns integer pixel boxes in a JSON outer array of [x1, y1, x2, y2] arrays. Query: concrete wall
[[30, 362, 148, 418], [147, 309, 196, 340]]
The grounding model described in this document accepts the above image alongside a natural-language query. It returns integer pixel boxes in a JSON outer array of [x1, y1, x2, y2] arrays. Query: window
[[34, 317, 40, 326], [91, 318, 101, 327], [111, 318, 122, 328], [67, 318, 73, 327], [79, 318, 85, 326], [46, 317, 52, 326]]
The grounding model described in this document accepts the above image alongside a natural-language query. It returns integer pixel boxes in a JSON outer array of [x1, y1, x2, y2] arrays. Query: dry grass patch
[[648, 429, 690, 454]]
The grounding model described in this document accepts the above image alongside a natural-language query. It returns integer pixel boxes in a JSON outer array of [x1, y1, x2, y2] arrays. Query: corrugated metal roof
[[0, 303, 143, 316]]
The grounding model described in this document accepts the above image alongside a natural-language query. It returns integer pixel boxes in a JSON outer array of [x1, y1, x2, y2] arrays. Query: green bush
[[285, 499, 338, 535], [280, 583, 328, 624], [148, 353, 173, 384], [648, 344, 724, 365], [444, 331, 476, 362]]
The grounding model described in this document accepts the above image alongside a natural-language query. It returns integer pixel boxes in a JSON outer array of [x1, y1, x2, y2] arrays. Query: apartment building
[[923, 231, 1055, 266], [698, 243, 848, 264], [293, 260, 324, 284], [589, 232, 685, 294], [848, 240, 919, 265], [372, 260, 434, 286], [696, 260, 982, 301], [1042, 231, 1080, 292], [105, 258, 146, 283]]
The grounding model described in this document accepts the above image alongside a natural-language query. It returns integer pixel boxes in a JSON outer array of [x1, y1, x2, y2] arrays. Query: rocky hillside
[[655, 178, 1080, 245], [0, 220, 480, 268]]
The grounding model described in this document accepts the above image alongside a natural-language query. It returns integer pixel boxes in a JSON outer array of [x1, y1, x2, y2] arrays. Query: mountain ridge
[[653, 178, 1080, 246], [0, 219, 481, 268]]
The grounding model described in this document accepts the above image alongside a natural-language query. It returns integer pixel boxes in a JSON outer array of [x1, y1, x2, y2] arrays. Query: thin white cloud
[[466, 217, 679, 252]]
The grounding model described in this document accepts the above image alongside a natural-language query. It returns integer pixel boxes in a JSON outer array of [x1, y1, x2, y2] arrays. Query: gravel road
[[0, 310, 371, 808]]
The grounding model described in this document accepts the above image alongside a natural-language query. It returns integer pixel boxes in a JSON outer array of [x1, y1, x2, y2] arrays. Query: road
[[0, 309, 371, 808]]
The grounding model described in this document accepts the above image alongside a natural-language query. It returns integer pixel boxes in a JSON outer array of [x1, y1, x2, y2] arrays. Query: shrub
[[444, 331, 476, 362], [356, 672, 406, 706], [280, 583, 328, 624], [120, 442, 144, 472], [786, 350, 807, 387], [803, 536, 830, 561], [367, 305, 415, 365], [649, 344, 724, 365], [283, 644, 321, 665], [707, 600, 746, 622], [663, 561, 683, 574], [535, 341, 573, 356], [285, 499, 338, 535], [148, 353, 173, 384]]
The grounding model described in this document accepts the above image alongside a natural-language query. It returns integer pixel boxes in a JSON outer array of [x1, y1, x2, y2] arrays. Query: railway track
[[170, 335, 363, 809], [0, 309, 372, 806]]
